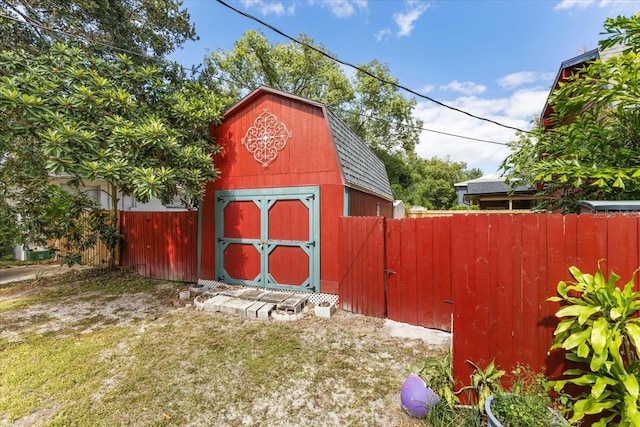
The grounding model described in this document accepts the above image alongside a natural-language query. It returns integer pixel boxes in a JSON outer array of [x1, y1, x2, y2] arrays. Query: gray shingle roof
[[325, 108, 393, 201], [456, 177, 533, 195]]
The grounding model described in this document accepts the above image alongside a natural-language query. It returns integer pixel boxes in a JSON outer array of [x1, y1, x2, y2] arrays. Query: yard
[[0, 268, 446, 426]]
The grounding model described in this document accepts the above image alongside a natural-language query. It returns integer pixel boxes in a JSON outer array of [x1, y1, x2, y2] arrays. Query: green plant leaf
[[622, 374, 639, 398], [562, 328, 591, 350], [554, 318, 576, 336], [590, 347, 608, 372], [610, 307, 623, 320], [590, 316, 609, 355], [592, 376, 616, 399], [608, 331, 625, 371], [626, 323, 640, 359], [555, 305, 600, 323], [577, 341, 590, 358], [624, 394, 640, 425], [567, 373, 598, 386]]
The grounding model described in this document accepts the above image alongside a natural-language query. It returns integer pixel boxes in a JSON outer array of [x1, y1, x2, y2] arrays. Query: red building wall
[[349, 190, 393, 217], [200, 91, 354, 294]]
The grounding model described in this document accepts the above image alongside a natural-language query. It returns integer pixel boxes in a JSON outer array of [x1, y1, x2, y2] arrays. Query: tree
[[0, 43, 229, 266], [0, 0, 196, 59], [396, 156, 482, 209], [501, 14, 640, 211], [200, 30, 354, 109], [200, 30, 425, 195], [341, 60, 421, 157]]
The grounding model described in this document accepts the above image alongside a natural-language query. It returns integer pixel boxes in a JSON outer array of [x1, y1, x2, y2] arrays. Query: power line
[[215, 0, 530, 135], [1, 9, 512, 147], [333, 107, 509, 146], [416, 125, 509, 146]]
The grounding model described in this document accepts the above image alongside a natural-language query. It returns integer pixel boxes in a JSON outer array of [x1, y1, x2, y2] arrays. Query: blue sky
[[169, 0, 639, 176]]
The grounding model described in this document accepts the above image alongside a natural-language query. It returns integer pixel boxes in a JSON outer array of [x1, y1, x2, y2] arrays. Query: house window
[[61, 184, 101, 205]]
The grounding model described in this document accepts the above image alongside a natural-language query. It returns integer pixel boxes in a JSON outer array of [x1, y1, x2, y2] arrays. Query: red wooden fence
[[120, 211, 198, 282], [338, 216, 386, 317], [338, 216, 454, 331], [386, 218, 453, 331], [338, 213, 640, 388], [452, 213, 640, 388]]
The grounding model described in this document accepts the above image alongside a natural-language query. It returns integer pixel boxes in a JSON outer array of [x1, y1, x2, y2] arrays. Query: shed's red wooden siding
[[120, 211, 198, 282], [200, 91, 386, 294], [349, 190, 393, 217]]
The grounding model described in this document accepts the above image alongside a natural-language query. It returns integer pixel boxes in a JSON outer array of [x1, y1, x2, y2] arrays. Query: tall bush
[[548, 264, 640, 426]]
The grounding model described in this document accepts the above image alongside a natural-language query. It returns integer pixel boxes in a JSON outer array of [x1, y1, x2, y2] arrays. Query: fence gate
[[338, 217, 453, 332], [215, 186, 320, 292]]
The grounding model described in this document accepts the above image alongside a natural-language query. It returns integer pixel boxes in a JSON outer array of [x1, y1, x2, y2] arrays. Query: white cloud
[[375, 28, 392, 42], [497, 71, 555, 90], [441, 80, 487, 95], [554, 0, 594, 10], [555, 0, 640, 14], [421, 84, 435, 93], [412, 88, 549, 175], [394, 1, 430, 37], [315, 0, 368, 18], [241, 0, 293, 16]]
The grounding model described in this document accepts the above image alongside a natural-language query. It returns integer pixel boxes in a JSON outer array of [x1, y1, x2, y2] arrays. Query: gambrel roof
[[223, 86, 393, 201], [325, 108, 393, 200]]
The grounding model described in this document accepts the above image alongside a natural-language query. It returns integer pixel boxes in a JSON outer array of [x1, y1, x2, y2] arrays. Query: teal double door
[[215, 186, 320, 292]]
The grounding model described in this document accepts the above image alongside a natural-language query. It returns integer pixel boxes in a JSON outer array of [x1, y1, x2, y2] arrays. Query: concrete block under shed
[[258, 291, 291, 303], [257, 303, 275, 320], [277, 294, 309, 314], [236, 300, 256, 317], [220, 287, 252, 298], [221, 298, 247, 315], [204, 295, 232, 312], [241, 288, 269, 300], [246, 301, 266, 319]]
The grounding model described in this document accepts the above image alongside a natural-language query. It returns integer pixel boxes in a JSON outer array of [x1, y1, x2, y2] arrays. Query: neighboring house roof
[[222, 86, 393, 201], [455, 177, 534, 194], [578, 200, 640, 212], [541, 48, 599, 127]]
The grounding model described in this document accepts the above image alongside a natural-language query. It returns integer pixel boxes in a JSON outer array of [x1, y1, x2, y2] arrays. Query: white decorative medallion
[[242, 109, 292, 168]]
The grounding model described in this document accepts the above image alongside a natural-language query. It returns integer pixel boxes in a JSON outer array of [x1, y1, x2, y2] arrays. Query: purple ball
[[400, 373, 440, 418]]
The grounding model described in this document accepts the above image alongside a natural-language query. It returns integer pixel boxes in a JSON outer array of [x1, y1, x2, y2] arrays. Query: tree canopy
[[501, 14, 640, 211], [0, 0, 196, 59], [0, 43, 229, 265], [394, 156, 482, 209]]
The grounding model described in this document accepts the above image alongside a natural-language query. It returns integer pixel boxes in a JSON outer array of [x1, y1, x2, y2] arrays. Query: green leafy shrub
[[490, 391, 554, 427], [548, 264, 640, 426]]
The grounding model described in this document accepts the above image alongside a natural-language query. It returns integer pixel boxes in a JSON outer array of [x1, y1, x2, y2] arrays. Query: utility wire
[[1, 10, 512, 147], [215, 0, 531, 135], [333, 107, 509, 146]]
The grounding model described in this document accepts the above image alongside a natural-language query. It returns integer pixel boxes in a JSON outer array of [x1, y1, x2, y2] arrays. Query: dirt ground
[[0, 270, 450, 426]]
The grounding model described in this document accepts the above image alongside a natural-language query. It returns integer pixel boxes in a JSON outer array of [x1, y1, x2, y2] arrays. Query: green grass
[[0, 268, 438, 426]]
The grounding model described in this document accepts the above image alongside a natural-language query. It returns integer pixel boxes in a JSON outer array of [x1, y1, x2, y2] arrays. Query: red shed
[[198, 86, 393, 294]]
